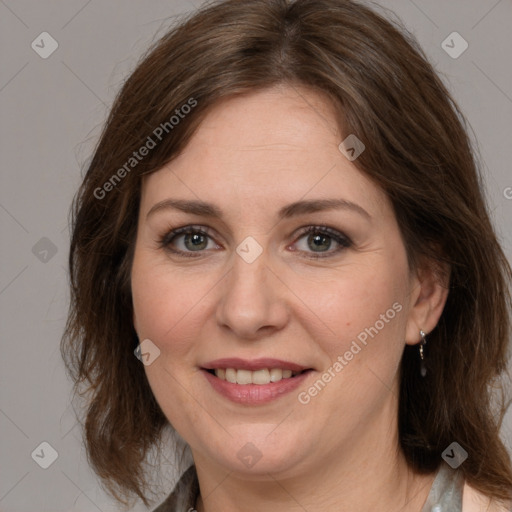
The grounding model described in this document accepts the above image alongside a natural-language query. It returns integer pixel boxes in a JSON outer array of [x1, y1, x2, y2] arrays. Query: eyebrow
[[146, 198, 371, 221]]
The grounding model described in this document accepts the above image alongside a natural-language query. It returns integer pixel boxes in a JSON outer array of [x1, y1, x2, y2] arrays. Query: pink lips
[[201, 358, 313, 405], [202, 357, 308, 373]]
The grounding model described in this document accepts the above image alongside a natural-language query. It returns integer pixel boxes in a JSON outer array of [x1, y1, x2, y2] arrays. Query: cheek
[[131, 258, 214, 428], [314, 263, 408, 356], [131, 256, 218, 362], [298, 259, 410, 421]]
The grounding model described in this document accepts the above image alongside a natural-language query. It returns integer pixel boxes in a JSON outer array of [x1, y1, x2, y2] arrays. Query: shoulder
[[462, 481, 511, 512]]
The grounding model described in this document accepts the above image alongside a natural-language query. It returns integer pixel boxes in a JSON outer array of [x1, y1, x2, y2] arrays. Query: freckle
[[346, 322, 350, 326]]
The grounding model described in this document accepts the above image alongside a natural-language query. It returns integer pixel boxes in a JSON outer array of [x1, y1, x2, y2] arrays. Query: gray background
[[1, 0, 511, 511]]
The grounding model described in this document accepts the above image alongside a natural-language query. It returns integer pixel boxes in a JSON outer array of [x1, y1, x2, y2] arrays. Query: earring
[[419, 330, 427, 377]]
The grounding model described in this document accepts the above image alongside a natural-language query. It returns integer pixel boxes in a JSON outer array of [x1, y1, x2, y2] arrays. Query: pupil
[[309, 233, 330, 252], [185, 233, 207, 250]]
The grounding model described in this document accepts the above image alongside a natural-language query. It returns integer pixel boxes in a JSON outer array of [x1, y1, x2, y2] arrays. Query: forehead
[[140, 86, 389, 220]]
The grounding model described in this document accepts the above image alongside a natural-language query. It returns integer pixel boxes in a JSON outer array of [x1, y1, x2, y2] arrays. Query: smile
[[201, 358, 314, 404], [211, 368, 301, 384]]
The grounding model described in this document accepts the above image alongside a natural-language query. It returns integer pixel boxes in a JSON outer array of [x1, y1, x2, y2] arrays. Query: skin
[[131, 85, 449, 512]]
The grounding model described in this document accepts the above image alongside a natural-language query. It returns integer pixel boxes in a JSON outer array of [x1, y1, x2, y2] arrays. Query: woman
[[61, 0, 512, 510]]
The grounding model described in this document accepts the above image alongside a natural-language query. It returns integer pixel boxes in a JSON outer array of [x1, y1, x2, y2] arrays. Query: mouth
[[201, 358, 314, 404], [204, 367, 306, 384]]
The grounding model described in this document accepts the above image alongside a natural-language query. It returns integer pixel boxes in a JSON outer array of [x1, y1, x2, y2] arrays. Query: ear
[[405, 258, 450, 345]]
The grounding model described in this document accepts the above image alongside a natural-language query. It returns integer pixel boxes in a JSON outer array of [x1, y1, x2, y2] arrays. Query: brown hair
[[61, 0, 512, 507]]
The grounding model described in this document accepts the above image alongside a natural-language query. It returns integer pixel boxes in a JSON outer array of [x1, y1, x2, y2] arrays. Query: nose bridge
[[230, 250, 267, 298], [215, 236, 288, 338]]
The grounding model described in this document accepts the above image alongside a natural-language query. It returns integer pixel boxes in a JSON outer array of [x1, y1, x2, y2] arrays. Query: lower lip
[[202, 369, 312, 405]]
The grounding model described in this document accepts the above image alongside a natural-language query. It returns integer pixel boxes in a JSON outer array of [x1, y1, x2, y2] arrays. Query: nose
[[215, 246, 289, 341]]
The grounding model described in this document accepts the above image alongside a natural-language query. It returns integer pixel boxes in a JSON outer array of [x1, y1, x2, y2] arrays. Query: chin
[[197, 423, 314, 478]]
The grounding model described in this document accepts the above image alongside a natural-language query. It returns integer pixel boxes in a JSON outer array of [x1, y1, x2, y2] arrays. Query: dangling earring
[[419, 330, 427, 377]]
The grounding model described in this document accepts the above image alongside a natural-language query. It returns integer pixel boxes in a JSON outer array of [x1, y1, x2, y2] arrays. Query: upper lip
[[202, 358, 310, 372]]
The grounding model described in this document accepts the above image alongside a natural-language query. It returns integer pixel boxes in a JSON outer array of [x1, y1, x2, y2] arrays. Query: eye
[[291, 225, 352, 259], [158, 224, 352, 259], [158, 225, 220, 258]]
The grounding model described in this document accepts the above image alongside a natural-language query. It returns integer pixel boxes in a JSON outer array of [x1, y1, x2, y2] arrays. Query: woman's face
[[131, 85, 429, 478]]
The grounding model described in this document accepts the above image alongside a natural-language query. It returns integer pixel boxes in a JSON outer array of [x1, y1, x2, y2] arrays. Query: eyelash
[[157, 224, 352, 260]]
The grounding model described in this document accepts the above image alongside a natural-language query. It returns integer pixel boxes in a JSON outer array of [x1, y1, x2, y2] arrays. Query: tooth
[[236, 369, 252, 385], [215, 368, 299, 385], [225, 368, 237, 383], [269, 368, 283, 382], [252, 369, 271, 385]]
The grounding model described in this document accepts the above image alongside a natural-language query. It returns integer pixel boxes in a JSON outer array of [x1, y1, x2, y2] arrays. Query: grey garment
[[152, 465, 198, 512], [152, 463, 464, 512], [421, 464, 464, 512]]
